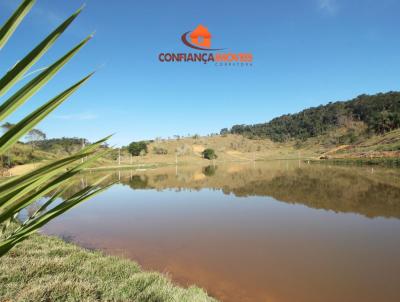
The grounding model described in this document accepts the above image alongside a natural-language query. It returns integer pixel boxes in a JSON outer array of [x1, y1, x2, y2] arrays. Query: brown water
[[42, 162, 400, 302]]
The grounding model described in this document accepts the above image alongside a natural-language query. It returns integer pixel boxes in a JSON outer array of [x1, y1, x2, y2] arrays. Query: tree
[[202, 148, 217, 160], [26, 128, 46, 150], [220, 128, 228, 136], [128, 141, 148, 156]]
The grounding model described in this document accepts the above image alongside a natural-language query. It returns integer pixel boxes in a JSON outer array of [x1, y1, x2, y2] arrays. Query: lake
[[42, 161, 400, 302]]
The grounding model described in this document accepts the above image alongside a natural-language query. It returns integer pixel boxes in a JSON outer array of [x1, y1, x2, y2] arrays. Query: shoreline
[[0, 231, 216, 302]]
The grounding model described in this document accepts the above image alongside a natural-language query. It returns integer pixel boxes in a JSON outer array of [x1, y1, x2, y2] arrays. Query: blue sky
[[0, 0, 399, 146]]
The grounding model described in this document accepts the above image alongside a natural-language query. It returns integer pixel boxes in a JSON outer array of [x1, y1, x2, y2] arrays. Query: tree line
[[222, 92, 400, 142]]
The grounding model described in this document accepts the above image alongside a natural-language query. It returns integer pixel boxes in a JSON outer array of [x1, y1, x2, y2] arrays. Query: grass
[[0, 232, 216, 302]]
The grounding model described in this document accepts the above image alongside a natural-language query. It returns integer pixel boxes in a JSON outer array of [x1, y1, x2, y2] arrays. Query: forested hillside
[[224, 92, 400, 142]]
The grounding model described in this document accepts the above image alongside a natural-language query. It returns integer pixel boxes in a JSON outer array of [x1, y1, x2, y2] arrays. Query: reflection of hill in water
[[228, 168, 400, 219], [73, 162, 400, 219]]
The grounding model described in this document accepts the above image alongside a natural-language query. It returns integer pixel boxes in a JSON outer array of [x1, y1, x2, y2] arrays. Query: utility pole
[[118, 148, 121, 165]]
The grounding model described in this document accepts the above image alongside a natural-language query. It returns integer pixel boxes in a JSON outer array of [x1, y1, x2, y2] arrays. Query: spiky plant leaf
[[0, 73, 94, 154], [0, 180, 115, 257], [0, 5, 84, 98], [0, 148, 110, 222], [0, 1, 113, 257], [0, 0, 35, 50], [0, 136, 111, 200], [0, 35, 92, 122]]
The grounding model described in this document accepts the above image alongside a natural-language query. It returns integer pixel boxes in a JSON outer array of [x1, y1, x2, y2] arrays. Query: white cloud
[[52, 113, 98, 121], [317, 0, 339, 14]]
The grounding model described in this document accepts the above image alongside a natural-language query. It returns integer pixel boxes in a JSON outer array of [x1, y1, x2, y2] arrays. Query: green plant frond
[[0, 0, 35, 50], [0, 167, 82, 223], [0, 135, 110, 203], [0, 151, 95, 199], [0, 5, 84, 98], [25, 187, 65, 221], [0, 152, 95, 208], [27, 182, 114, 232], [0, 34, 92, 121], [10, 186, 67, 237], [0, 182, 115, 257], [0, 232, 30, 257], [70, 148, 111, 173], [0, 72, 94, 154], [0, 2, 112, 257], [0, 144, 106, 222]]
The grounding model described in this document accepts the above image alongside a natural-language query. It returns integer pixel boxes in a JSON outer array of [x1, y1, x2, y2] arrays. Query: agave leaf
[[0, 73, 94, 154], [75, 135, 113, 156], [0, 136, 111, 204], [0, 152, 94, 199], [70, 148, 111, 173], [10, 185, 68, 236], [0, 182, 115, 256], [0, 149, 107, 212], [24, 187, 65, 222], [22, 182, 114, 235], [0, 146, 107, 222], [0, 168, 80, 222], [0, 135, 112, 194], [0, 5, 84, 98], [0, 0, 35, 50], [0, 151, 94, 208], [0, 232, 30, 257], [0, 34, 92, 121]]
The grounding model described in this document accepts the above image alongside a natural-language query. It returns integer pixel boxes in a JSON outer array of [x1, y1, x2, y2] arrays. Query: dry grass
[[112, 135, 318, 167]]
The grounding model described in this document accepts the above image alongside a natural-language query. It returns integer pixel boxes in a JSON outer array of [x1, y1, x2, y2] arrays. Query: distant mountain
[[223, 92, 400, 142]]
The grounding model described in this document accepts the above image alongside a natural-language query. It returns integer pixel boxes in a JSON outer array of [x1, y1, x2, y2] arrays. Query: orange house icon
[[190, 24, 211, 48]]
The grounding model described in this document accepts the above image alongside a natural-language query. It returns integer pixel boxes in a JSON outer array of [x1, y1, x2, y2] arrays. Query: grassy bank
[[0, 233, 216, 302]]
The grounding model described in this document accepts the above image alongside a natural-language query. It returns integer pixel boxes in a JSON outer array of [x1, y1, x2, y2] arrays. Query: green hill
[[224, 91, 400, 143]]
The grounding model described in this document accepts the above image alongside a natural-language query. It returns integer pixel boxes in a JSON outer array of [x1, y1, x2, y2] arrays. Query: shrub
[[128, 141, 148, 156], [202, 148, 217, 160]]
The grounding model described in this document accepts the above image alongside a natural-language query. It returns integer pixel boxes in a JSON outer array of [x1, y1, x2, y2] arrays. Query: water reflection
[[43, 162, 400, 302], [69, 162, 400, 219]]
